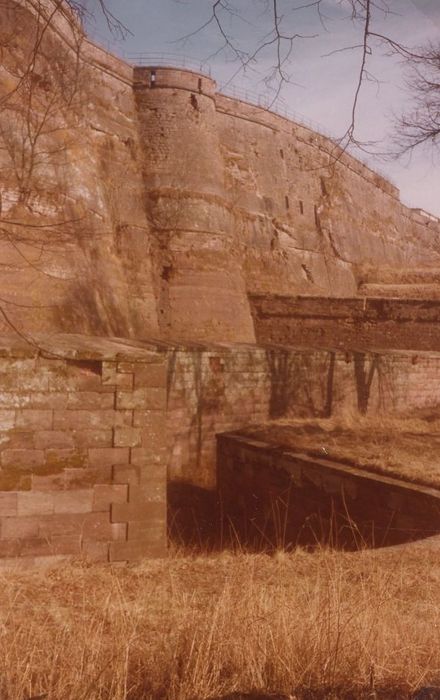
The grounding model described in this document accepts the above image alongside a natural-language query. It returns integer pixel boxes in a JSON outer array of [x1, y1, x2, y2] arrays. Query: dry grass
[[241, 414, 440, 489], [1, 545, 440, 699]]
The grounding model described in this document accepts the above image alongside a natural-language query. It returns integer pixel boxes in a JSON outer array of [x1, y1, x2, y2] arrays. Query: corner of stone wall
[[105, 357, 169, 562], [0, 342, 169, 568]]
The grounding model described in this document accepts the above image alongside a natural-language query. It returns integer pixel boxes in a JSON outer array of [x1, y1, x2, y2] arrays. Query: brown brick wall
[[166, 345, 440, 488], [1, 334, 440, 565], [0, 338, 168, 568], [251, 295, 440, 351]]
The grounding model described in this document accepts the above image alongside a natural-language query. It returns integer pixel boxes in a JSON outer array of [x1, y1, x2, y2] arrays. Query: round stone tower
[[133, 65, 255, 343]]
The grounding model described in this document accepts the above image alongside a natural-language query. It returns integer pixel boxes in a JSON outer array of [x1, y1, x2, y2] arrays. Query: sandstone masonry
[[2, 0, 440, 565], [1, 0, 440, 343]]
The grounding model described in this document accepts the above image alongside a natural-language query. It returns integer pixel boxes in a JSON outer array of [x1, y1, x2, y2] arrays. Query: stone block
[[46, 448, 86, 470], [72, 429, 113, 448], [66, 392, 115, 410], [101, 362, 117, 386], [54, 410, 132, 430], [49, 535, 82, 556], [117, 362, 137, 374], [0, 359, 36, 375], [82, 512, 116, 540], [134, 364, 167, 388], [17, 491, 54, 516], [0, 411, 15, 430], [0, 393, 67, 409], [81, 539, 110, 562], [130, 447, 168, 466], [130, 477, 166, 503], [133, 411, 167, 430], [53, 489, 94, 514], [48, 367, 103, 393], [138, 462, 165, 481], [63, 465, 113, 488], [112, 464, 140, 485], [34, 431, 75, 450], [111, 522, 128, 540], [0, 468, 32, 492], [88, 447, 129, 466], [36, 512, 113, 540], [11, 537, 74, 558], [109, 538, 165, 562], [0, 516, 39, 540], [111, 500, 165, 523], [116, 388, 166, 410], [1, 449, 45, 469], [0, 539, 21, 558], [102, 368, 135, 390], [127, 521, 166, 542], [0, 556, 36, 571], [32, 472, 67, 491], [33, 554, 72, 568], [93, 484, 128, 511], [0, 492, 17, 516], [16, 410, 53, 430], [113, 427, 142, 448], [0, 431, 34, 450], [6, 375, 49, 392]]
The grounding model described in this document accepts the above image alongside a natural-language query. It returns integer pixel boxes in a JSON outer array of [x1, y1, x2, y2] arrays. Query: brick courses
[[0, 335, 169, 567], [1, 332, 440, 567]]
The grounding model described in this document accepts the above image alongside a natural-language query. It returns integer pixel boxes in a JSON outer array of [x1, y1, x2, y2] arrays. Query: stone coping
[[1, 333, 440, 361], [250, 293, 440, 315], [0, 334, 277, 360]]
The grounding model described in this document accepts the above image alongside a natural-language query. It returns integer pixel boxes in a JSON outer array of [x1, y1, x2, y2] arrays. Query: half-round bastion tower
[[134, 66, 255, 343]]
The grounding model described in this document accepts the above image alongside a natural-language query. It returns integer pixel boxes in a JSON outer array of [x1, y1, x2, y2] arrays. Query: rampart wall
[[0, 0, 159, 339], [2, 1, 440, 344], [251, 295, 440, 350], [214, 93, 440, 301]]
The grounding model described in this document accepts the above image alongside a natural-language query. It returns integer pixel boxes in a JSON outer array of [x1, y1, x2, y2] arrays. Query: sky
[[82, 0, 440, 216]]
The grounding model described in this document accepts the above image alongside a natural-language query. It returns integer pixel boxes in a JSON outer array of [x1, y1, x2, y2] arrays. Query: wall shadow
[[168, 481, 222, 550]]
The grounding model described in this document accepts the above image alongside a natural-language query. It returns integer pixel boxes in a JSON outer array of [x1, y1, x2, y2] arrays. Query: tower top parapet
[[133, 64, 216, 97]]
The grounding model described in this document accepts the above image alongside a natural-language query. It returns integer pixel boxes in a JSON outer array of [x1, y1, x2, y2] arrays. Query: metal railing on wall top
[[125, 52, 212, 76], [83, 40, 397, 190]]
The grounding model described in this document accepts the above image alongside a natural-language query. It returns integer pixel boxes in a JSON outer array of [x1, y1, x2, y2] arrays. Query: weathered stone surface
[[2, 3, 439, 345], [0, 336, 169, 564], [1, 0, 440, 568]]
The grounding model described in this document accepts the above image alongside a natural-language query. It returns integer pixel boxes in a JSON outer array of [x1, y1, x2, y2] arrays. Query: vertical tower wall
[[134, 67, 255, 343]]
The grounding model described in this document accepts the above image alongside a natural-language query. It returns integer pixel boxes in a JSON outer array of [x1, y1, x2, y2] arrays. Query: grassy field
[[241, 415, 440, 490], [1, 545, 440, 700]]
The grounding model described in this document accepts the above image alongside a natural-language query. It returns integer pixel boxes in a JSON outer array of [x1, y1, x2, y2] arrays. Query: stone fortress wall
[[2, 0, 440, 345], [2, 0, 440, 565], [0, 0, 160, 339], [134, 63, 440, 342]]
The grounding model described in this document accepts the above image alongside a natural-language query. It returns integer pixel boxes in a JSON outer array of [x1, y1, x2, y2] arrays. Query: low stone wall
[[2, 333, 440, 565], [251, 294, 440, 350], [166, 344, 440, 489], [0, 335, 168, 568], [217, 434, 440, 549]]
